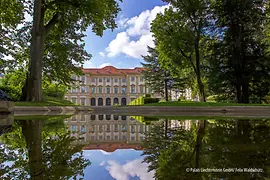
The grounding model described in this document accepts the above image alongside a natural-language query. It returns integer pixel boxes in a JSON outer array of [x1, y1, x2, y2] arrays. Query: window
[[148, 87, 152, 93], [114, 87, 118, 94], [98, 98, 103, 106], [121, 98, 126, 106], [114, 78, 118, 83], [114, 125, 118, 131], [122, 124, 126, 131], [106, 87, 110, 94], [106, 125, 110, 131], [122, 115, 127, 120], [113, 98, 119, 105], [106, 78, 110, 83], [122, 135, 126, 140], [91, 87, 96, 93], [91, 115, 96, 120], [131, 86, 135, 94], [130, 77, 135, 81], [107, 136, 110, 140], [140, 86, 144, 93], [106, 114, 111, 120], [99, 78, 102, 82], [80, 98, 85, 105], [81, 126, 85, 133], [122, 87, 126, 94], [99, 136, 103, 140], [99, 125, 103, 132], [98, 114, 103, 120], [91, 136, 95, 140], [81, 76, 85, 83], [114, 115, 119, 120], [90, 98, 96, 106], [71, 98, 76, 104], [81, 86, 85, 93], [131, 125, 135, 133], [131, 136, 135, 141], [72, 88, 77, 93], [122, 78, 126, 83], [72, 125, 77, 132], [92, 78, 95, 82], [140, 77, 144, 82], [114, 135, 118, 140], [98, 87, 102, 93]]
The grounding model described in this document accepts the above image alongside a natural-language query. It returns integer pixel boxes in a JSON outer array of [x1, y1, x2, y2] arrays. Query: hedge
[[144, 97, 160, 104]]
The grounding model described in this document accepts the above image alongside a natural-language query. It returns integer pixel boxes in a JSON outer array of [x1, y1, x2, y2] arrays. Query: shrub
[[0, 85, 22, 101], [145, 94, 151, 98], [144, 97, 160, 104]]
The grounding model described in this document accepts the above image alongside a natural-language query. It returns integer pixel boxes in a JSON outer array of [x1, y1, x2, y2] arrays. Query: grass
[[142, 100, 270, 106], [15, 97, 76, 106], [14, 115, 72, 120]]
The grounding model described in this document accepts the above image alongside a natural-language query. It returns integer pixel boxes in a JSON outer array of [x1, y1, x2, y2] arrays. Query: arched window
[[91, 115, 96, 120], [113, 98, 119, 105], [106, 98, 111, 106], [113, 115, 119, 120], [121, 98, 126, 106], [106, 115, 111, 120], [98, 115, 104, 120], [90, 98, 96, 106], [98, 98, 103, 106]]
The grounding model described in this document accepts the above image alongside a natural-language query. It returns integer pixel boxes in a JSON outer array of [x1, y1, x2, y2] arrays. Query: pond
[[0, 114, 269, 179]]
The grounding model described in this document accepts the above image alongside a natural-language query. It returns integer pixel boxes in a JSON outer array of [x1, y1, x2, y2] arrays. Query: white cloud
[[99, 150, 112, 155], [100, 161, 105, 166], [99, 52, 105, 57], [98, 63, 112, 68], [105, 5, 169, 59], [106, 32, 130, 57], [106, 159, 154, 180]]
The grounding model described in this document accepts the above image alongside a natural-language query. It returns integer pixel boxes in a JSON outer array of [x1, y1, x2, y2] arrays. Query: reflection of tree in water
[[0, 116, 90, 179], [142, 119, 270, 180]]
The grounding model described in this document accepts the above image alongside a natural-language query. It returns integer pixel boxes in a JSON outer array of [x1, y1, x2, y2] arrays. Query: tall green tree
[[0, 116, 90, 179], [141, 45, 187, 100], [209, 0, 270, 103], [151, 0, 211, 102], [1, 0, 121, 101]]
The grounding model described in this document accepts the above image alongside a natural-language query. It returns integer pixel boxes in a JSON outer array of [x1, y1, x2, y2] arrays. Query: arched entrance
[[98, 98, 103, 106], [90, 98, 96, 106], [113, 98, 119, 105], [121, 98, 126, 105], [106, 98, 111, 106]]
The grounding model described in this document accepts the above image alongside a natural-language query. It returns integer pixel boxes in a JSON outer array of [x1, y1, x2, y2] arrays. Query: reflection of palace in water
[[64, 115, 193, 152], [64, 114, 150, 151]]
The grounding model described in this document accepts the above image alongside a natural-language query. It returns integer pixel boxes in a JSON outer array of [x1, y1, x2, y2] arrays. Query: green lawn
[[15, 97, 76, 106], [143, 100, 270, 106]]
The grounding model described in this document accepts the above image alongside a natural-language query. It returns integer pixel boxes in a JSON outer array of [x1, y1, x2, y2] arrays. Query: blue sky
[[83, 0, 168, 69], [81, 149, 154, 180]]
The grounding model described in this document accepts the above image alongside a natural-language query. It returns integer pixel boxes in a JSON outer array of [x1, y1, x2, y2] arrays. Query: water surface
[[0, 114, 269, 179]]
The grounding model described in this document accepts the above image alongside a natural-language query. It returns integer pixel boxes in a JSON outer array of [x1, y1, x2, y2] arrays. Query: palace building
[[65, 66, 152, 106]]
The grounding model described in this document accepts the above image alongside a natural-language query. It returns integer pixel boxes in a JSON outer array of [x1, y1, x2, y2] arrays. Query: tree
[[1, 0, 122, 101], [141, 45, 187, 100], [151, 0, 211, 102], [210, 0, 269, 103], [142, 118, 270, 179], [0, 116, 90, 179], [0, 0, 24, 72]]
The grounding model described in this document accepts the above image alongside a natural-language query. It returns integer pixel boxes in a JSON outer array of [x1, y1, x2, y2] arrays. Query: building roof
[[83, 143, 144, 152], [82, 66, 145, 75]]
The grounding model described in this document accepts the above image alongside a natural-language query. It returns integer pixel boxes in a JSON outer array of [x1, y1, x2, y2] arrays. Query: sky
[[82, 149, 155, 180], [83, 0, 169, 69]]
